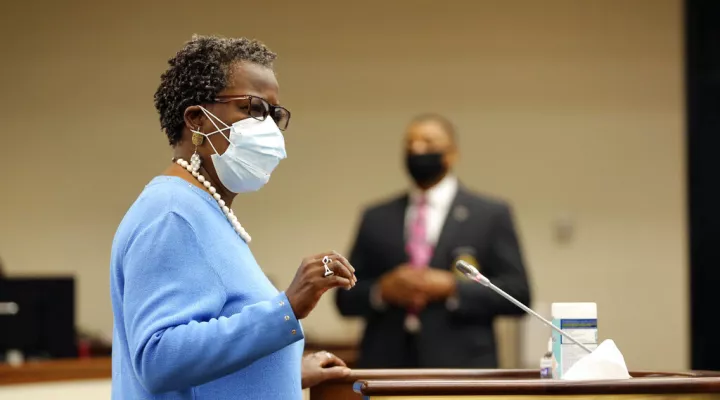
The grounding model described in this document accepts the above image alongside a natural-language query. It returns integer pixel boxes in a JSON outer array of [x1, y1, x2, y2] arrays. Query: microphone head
[[455, 260, 490, 286], [455, 260, 480, 278]]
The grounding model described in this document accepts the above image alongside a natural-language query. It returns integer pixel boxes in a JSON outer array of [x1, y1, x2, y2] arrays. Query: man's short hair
[[408, 113, 457, 146]]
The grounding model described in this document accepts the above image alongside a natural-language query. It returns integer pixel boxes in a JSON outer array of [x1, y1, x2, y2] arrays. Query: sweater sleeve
[[121, 211, 303, 394]]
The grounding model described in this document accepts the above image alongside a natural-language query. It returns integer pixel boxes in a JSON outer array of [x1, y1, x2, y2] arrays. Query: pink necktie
[[405, 195, 433, 333], [407, 195, 433, 267]]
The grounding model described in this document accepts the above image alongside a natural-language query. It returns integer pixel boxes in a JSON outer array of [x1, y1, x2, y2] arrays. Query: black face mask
[[405, 152, 447, 187]]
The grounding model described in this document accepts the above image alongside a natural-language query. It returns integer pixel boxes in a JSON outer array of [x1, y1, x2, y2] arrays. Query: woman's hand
[[286, 251, 356, 319], [301, 351, 351, 389]]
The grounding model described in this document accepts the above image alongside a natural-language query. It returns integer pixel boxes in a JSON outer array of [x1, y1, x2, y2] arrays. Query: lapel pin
[[453, 205, 469, 222]]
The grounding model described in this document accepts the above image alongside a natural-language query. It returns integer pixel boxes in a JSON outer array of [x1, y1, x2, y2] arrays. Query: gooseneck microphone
[[455, 260, 593, 354]]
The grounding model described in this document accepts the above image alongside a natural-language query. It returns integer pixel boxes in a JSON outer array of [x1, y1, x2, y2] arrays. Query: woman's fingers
[[331, 250, 355, 274], [309, 251, 355, 273], [317, 351, 347, 368], [321, 366, 351, 380], [329, 260, 354, 285], [309, 252, 356, 286], [325, 275, 353, 290], [332, 275, 353, 289], [297, 251, 357, 293]]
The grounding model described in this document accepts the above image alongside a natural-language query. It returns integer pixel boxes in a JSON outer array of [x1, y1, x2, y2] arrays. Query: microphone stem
[[484, 281, 593, 354]]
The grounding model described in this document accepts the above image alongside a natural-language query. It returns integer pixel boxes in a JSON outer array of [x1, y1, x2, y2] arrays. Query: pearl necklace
[[175, 158, 252, 243]]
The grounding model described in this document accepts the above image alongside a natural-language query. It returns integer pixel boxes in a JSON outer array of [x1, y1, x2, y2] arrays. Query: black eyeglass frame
[[213, 94, 291, 131]]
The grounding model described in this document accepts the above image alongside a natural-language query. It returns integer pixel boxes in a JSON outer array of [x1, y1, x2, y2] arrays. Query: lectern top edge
[[354, 377, 720, 396]]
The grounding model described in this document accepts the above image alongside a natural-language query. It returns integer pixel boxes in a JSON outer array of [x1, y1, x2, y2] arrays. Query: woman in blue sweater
[[110, 35, 357, 399]]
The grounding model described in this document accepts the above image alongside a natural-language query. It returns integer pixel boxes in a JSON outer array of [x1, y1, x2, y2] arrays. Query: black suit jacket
[[335, 185, 531, 368]]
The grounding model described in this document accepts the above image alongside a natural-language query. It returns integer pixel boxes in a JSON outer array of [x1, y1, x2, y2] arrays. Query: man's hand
[[378, 265, 428, 309], [420, 268, 457, 301], [301, 351, 351, 389]]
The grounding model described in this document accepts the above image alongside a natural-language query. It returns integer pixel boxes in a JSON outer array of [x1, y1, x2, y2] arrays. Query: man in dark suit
[[335, 113, 531, 368]]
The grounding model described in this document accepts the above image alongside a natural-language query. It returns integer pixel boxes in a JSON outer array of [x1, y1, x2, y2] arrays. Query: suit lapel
[[430, 186, 470, 270], [392, 195, 410, 263]]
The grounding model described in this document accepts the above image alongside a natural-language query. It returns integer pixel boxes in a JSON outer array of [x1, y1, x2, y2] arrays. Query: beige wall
[[0, 0, 685, 370]]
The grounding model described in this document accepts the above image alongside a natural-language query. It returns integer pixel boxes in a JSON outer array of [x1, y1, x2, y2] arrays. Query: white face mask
[[192, 106, 287, 193]]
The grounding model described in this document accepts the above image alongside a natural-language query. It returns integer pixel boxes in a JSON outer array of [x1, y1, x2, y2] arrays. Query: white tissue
[[562, 339, 631, 380]]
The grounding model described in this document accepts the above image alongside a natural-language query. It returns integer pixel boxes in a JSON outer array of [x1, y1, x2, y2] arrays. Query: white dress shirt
[[405, 174, 459, 246]]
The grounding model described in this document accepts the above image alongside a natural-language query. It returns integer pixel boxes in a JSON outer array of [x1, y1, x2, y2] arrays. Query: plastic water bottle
[[539, 338, 554, 379], [6, 349, 24, 367]]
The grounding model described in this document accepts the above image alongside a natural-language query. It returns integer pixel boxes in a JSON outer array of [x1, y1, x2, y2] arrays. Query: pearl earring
[[190, 129, 204, 174]]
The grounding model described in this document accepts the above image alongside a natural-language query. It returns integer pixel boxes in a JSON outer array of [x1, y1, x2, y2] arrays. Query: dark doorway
[[687, 0, 720, 370]]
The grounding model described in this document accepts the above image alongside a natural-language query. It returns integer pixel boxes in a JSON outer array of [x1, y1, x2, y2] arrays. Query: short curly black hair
[[154, 34, 277, 146]]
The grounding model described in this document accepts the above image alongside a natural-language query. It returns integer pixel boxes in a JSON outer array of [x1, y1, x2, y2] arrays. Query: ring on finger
[[322, 256, 334, 277]]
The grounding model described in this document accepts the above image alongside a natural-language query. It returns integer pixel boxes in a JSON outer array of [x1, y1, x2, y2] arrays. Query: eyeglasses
[[214, 95, 291, 131]]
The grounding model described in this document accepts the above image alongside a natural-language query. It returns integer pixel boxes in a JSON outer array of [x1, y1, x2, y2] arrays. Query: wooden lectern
[[310, 369, 720, 400]]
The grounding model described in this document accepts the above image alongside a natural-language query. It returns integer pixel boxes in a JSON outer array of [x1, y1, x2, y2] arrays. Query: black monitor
[[0, 277, 77, 360]]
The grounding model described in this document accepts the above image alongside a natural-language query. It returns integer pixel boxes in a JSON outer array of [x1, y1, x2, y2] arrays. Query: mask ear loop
[[191, 126, 221, 156], [191, 106, 230, 157], [199, 106, 234, 145]]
